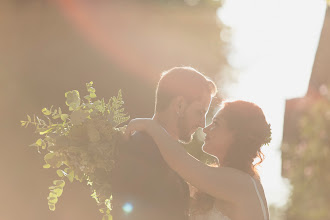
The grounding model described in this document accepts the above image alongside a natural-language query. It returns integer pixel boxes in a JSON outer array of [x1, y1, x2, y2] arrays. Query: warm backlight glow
[[217, 0, 327, 206]]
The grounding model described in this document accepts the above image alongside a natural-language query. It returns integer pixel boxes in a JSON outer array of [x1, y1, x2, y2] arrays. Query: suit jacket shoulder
[[111, 131, 189, 220], [126, 131, 166, 166]]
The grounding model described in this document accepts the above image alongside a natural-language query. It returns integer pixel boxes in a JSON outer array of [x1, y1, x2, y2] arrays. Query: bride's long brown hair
[[191, 100, 272, 214]]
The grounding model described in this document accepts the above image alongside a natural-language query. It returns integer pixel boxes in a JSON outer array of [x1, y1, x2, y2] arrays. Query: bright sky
[[216, 0, 327, 206]]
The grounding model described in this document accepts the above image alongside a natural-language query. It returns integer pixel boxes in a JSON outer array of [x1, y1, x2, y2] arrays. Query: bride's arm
[[126, 119, 252, 204]]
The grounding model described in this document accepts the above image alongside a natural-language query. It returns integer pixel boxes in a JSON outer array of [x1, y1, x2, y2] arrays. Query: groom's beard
[[177, 115, 194, 144]]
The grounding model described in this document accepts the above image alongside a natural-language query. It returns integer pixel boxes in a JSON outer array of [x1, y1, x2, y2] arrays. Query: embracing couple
[[111, 67, 271, 220]]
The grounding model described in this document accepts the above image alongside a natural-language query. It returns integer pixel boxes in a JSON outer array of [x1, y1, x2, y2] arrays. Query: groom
[[111, 67, 217, 220]]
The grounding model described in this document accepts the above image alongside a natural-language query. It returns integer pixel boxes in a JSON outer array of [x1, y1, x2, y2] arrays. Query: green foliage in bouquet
[[21, 82, 130, 220]]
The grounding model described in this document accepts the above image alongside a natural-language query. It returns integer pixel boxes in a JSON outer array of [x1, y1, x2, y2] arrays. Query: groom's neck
[[152, 113, 179, 141]]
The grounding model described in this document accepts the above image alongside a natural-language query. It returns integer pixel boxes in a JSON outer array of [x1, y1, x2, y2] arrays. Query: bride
[[125, 100, 271, 220]]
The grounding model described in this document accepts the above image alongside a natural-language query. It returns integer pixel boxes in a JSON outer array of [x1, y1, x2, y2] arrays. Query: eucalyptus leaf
[[49, 192, 57, 198], [53, 188, 63, 197], [42, 108, 51, 116], [102, 214, 112, 220], [65, 90, 81, 111], [48, 197, 58, 203], [48, 204, 55, 211], [55, 161, 63, 168], [67, 173, 74, 183], [43, 164, 51, 169], [39, 128, 53, 135], [41, 141, 47, 150], [53, 180, 65, 187], [56, 170, 64, 177], [90, 93, 97, 98], [60, 114, 68, 121], [36, 139, 43, 146]]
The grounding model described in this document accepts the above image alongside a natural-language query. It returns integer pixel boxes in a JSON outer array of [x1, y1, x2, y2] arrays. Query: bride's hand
[[124, 118, 154, 139]]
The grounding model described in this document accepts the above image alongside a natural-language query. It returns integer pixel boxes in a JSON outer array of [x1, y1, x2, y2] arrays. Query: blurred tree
[[282, 89, 330, 220], [281, 6, 330, 220], [269, 204, 286, 220]]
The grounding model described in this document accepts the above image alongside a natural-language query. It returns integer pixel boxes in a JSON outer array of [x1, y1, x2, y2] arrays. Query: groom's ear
[[173, 96, 186, 116]]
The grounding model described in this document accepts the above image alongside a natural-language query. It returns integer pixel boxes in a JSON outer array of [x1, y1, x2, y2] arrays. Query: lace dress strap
[[250, 177, 268, 220]]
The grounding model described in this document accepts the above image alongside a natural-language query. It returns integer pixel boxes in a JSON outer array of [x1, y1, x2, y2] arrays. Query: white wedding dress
[[189, 204, 231, 220], [189, 176, 268, 220]]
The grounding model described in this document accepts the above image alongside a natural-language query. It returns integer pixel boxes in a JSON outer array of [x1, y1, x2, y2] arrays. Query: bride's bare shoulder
[[215, 167, 253, 182], [214, 167, 260, 201]]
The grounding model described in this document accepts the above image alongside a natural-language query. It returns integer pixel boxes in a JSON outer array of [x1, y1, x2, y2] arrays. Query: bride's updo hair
[[191, 100, 271, 215], [220, 100, 271, 178]]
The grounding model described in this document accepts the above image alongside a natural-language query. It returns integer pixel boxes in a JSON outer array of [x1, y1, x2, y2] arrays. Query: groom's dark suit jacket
[[111, 131, 190, 220]]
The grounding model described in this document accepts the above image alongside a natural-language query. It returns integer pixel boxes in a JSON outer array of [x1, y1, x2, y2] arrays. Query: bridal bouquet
[[21, 82, 130, 220]]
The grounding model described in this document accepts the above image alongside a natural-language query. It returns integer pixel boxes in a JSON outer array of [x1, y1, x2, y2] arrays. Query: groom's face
[[177, 93, 212, 143]]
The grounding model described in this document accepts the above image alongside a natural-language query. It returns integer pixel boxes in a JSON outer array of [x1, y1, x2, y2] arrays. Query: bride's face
[[202, 110, 234, 160]]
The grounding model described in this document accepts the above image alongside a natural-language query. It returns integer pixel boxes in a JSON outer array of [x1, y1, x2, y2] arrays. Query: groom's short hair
[[155, 67, 217, 113]]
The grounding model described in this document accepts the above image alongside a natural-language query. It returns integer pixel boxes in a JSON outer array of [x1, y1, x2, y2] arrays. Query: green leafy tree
[[283, 90, 330, 220]]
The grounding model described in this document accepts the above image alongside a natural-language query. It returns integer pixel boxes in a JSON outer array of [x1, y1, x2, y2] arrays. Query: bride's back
[[214, 177, 269, 220]]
